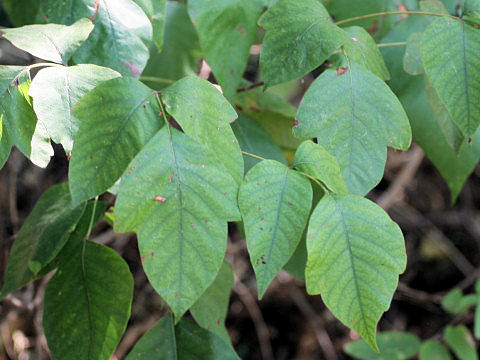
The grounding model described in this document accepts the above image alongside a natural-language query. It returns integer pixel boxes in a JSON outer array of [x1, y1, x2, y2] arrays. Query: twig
[[232, 281, 274, 360], [377, 145, 424, 210], [237, 81, 265, 93], [289, 285, 337, 360], [114, 316, 160, 359]]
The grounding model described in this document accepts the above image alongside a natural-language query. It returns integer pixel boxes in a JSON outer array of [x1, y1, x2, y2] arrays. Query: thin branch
[[139, 76, 175, 85], [233, 281, 274, 360], [377, 145, 424, 210], [289, 284, 337, 360], [237, 81, 265, 93], [335, 11, 460, 26]]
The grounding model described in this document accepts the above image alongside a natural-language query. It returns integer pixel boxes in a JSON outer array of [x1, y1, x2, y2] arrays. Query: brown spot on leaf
[[294, 119, 300, 126], [151, 252, 155, 256], [175, 292, 179, 298], [154, 195, 167, 202], [141, 256, 145, 262], [351, 37, 359, 42], [336, 66, 349, 76], [169, 172, 175, 183], [122, 61, 141, 77], [236, 25, 245, 34]]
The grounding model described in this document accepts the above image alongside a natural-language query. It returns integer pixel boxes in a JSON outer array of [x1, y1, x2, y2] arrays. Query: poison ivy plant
[[1, 0, 480, 358]]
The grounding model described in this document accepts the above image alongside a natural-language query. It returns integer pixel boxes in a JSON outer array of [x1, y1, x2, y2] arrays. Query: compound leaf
[[306, 194, 406, 350], [190, 260, 233, 342], [188, 0, 263, 100], [293, 140, 347, 195], [239, 160, 312, 298], [44, 240, 133, 360], [161, 76, 243, 184], [1, 18, 93, 64], [69, 77, 162, 204], [29, 64, 120, 154], [421, 18, 480, 139], [0, 183, 86, 299], [126, 314, 239, 360], [294, 61, 411, 195], [115, 126, 240, 319], [259, 0, 348, 87]]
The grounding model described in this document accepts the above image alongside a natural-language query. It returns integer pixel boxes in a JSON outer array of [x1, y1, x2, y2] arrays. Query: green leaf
[[44, 240, 133, 360], [161, 76, 244, 184], [126, 314, 240, 359], [142, 1, 202, 89], [132, 0, 166, 51], [1, 18, 93, 64], [29, 64, 120, 154], [294, 61, 411, 196], [293, 140, 347, 195], [326, 0, 400, 38], [442, 288, 477, 314], [239, 160, 312, 298], [259, 0, 348, 87], [306, 194, 406, 349], [190, 260, 234, 343], [419, 340, 452, 360], [342, 26, 390, 80], [421, 18, 480, 138], [380, 16, 480, 201], [403, 32, 425, 76], [2, 0, 39, 26], [420, 0, 449, 15], [0, 114, 12, 169], [344, 331, 421, 360], [235, 88, 303, 151], [0, 183, 86, 299], [231, 113, 286, 173], [475, 279, 480, 339], [188, 0, 263, 100], [0, 72, 53, 167], [68, 77, 162, 204], [425, 76, 465, 153], [115, 126, 240, 319], [444, 325, 479, 360], [141, 2, 201, 89]]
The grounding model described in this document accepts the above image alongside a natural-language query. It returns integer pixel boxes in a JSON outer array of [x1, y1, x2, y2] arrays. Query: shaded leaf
[[2, 18, 93, 64], [190, 260, 233, 342], [259, 0, 348, 87], [344, 331, 421, 360], [69, 77, 162, 204], [161, 76, 243, 184], [141, 2, 202, 89], [188, 0, 263, 99], [29, 64, 120, 154], [2, 0, 39, 26], [342, 26, 390, 80], [380, 15, 480, 201], [0, 72, 53, 167], [44, 240, 133, 360], [239, 160, 312, 298], [403, 32, 425, 75], [235, 88, 303, 151], [425, 74, 465, 153], [132, 0, 166, 51], [126, 314, 239, 359], [421, 18, 480, 138], [441, 288, 477, 314], [444, 325, 479, 360], [294, 61, 411, 195], [419, 340, 452, 360], [0, 183, 86, 299], [0, 115, 12, 169], [306, 194, 406, 349], [115, 126, 240, 319], [231, 113, 286, 173], [293, 140, 347, 195]]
